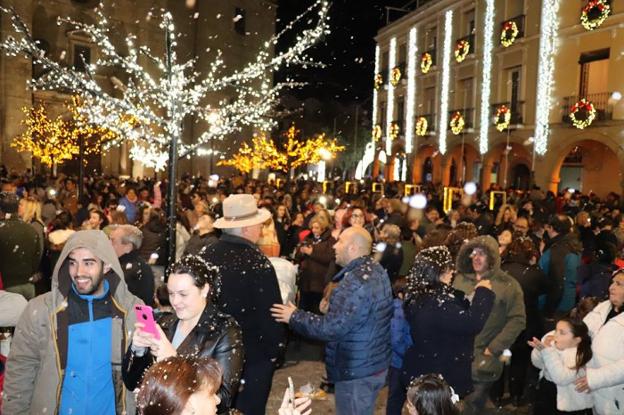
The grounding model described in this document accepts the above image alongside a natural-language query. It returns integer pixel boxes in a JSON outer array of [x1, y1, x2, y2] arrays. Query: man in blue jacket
[[272, 226, 393, 415]]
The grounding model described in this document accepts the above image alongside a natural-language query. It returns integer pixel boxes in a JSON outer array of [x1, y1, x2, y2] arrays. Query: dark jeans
[[335, 369, 387, 415], [491, 342, 532, 401], [234, 359, 275, 415], [386, 366, 406, 415], [533, 378, 593, 415], [463, 380, 495, 414]]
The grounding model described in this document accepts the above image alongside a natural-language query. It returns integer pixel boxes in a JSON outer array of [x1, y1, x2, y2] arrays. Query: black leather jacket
[[122, 302, 244, 414]]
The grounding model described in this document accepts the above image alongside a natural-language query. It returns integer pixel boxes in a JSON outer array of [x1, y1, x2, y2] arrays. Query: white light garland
[[0, 1, 331, 170], [534, 0, 560, 155], [438, 10, 453, 155], [372, 45, 380, 145], [386, 37, 397, 155], [478, 0, 495, 155], [405, 27, 418, 154]]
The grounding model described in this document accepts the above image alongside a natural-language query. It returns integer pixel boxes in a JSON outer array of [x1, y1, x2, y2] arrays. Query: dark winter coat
[[379, 243, 403, 282], [0, 216, 42, 289], [118, 250, 155, 306], [454, 235, 526, 382], [290, 255, 393, 382], [539, 232, 582, 316], [122, 302, 244, 414], [139, 221, 167, 266], [297, 229, 336, 293], [202, 233, 286, 364], [401, 287, 495, 397], [501, 257, 548, 342], [578, 261, 618, 300], [184, 231, 219, 256]]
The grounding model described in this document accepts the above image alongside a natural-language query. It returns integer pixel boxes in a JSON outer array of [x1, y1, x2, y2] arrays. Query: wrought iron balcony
[[561, 92, 613, 124], [418, 113, 436, 133], [456, 34, 476, 57], [447, 108, 475, 130]]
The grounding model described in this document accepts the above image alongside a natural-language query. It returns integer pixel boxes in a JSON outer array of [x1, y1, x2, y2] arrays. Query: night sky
[[276, 0, 408, 105]]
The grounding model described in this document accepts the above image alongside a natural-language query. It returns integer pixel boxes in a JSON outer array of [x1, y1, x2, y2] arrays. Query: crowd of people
[[0, 169, 623, 415]]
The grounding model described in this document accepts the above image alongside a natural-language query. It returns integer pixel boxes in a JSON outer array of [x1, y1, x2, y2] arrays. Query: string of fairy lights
[[369, 0, 574, 173], [0, 0, 330, 171]]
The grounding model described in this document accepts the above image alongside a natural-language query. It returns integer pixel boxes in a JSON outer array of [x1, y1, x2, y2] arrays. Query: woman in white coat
[[577, 270, 624, 415]]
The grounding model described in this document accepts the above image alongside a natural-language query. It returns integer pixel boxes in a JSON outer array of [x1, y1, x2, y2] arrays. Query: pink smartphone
[[134, 305, 160, 340]]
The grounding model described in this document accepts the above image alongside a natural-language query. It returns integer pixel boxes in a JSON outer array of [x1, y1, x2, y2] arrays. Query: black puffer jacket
[[122, 302, 244, 414]]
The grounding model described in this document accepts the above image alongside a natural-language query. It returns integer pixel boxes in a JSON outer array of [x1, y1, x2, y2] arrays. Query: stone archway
[[482, 141, 531, 189], [442, 143, 480, 186], [412, 145, 442, 184], [547, 138, 624, 197]]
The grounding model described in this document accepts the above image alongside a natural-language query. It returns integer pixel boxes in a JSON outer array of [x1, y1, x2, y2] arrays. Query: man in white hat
[[201, 194, 286, 415]]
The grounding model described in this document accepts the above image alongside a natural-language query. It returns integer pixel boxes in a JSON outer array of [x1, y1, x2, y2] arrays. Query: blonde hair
[[310, 214, 330, 232], [495, 204, 517, 226], [20, 197, 43, 224]]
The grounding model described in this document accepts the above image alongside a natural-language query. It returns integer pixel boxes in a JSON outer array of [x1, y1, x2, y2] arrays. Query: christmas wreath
[[372, 124, 382, 141], [581, 0, 611, 31], [450, 112, 465, 135], [501, 20, 519, 47], [420, 52, 433, 74], [495, 105, 512, 131], [374, 73, 383, 90], [454, 39, 470, 63], [569, 99, 596, 129], [415, 116, 428, 136], [390, 67, 402, 86], [390, 122, 400, 140]]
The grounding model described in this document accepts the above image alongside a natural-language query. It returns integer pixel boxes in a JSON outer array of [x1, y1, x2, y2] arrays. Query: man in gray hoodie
[[3, 230, 142, 414]]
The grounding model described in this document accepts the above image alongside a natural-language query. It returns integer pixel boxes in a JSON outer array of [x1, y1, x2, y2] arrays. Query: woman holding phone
[[122, 255, 244, 415]]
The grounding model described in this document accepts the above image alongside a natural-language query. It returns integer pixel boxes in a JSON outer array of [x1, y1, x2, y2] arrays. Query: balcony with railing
[[500, 14, 525, 45], [490, 101, 525, 125], [561, 92, 613, 125], [447, 108, 476, 130], [422, 48, 436, 69]]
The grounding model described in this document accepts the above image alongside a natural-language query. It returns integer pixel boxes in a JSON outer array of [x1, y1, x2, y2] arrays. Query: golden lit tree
[[11, 97, 127, 171], [218, 125, 344, 174], [11, 105, 78, 169]]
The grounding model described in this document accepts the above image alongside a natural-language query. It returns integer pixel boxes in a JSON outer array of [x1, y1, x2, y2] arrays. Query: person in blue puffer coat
[[272, 226, 393, 415]]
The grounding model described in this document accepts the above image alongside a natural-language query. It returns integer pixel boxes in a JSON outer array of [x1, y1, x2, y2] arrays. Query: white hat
[[213, 194, 271, 229]]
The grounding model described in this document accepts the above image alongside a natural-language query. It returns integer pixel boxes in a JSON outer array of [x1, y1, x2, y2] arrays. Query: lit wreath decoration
[[569, 99, 596, 129], [372, 124, 383, 141], [454, 40, 470, 63], [495, 105, 512, 132], [420, 52, 433, 74], [450, 112, 465, 135], [500, 20, 519, 47], [415, 116, 428, 136], [390, 122, 400, 140], [390, 67, 402, 86], [581, 0, 611, 31], [374, 73, 383, 90]]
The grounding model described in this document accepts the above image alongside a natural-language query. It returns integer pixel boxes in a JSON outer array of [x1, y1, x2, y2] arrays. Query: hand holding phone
[[134, 305, 160, 340]]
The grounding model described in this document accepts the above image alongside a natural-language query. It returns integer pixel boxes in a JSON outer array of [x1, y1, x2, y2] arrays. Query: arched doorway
[[412, 145, 441, 184], [512, 163, 531, 190], [482, 142, 531, 190], [551, 140, 622, 196], [443, 143, 480, 186]]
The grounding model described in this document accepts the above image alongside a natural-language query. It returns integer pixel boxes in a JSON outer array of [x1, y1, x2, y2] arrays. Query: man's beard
[[73, 269, 105, 295]]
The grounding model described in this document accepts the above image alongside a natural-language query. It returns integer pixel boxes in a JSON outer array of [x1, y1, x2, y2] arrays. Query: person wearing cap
[[453, 235, 526, 414], [201, 194, 286, 415]]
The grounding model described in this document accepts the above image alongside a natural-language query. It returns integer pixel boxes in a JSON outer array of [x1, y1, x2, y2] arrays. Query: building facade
[[368, 0, 624, 196], [0, 0, 276, 177]]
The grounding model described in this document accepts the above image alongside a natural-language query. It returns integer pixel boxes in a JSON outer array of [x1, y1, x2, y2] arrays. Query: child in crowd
[[386, 277, 413, 415], [529, 317, 594, 415], [405, 374, 460, 415]]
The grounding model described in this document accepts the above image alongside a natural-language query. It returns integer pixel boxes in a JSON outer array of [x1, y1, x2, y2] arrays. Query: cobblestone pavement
[[265, 342, 531, 414]]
